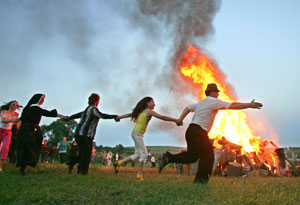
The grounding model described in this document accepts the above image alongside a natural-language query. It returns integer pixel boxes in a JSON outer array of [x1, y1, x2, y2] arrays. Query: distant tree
[[41, 119, 78, 146], [115, 144, 124, 152]]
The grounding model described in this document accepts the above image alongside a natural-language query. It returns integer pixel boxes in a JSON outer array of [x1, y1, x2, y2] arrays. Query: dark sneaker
[[193, 179, 208, 185], [158, 153, 169, 173]]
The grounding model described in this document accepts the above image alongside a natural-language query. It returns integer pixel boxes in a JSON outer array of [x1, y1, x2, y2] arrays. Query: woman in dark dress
[[16, 94, 64, 175]]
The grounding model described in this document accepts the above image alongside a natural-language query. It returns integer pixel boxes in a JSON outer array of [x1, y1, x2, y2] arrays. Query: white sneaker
[[0, 168, 3, 172]]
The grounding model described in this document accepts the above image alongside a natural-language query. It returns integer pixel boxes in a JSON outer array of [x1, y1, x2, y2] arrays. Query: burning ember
[[178, 45, 297, 176]]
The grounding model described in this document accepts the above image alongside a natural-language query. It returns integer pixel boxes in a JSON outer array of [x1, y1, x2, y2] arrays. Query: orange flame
[[179, 45, 262, 154]]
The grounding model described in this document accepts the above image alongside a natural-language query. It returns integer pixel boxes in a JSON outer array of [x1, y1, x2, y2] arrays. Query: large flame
[[179, 45, 262, 154]]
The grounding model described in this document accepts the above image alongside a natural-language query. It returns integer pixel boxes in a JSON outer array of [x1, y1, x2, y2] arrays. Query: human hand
[[114, 116, 120, 122], [176, 119, 183, 126], [58, 114, 67, 120], [250, 99, 263, 109]]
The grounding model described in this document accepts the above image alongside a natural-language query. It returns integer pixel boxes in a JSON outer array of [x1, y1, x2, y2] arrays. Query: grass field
[[0, 164, 299, 205]]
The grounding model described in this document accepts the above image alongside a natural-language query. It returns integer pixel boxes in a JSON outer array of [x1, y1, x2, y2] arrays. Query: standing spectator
[[147, 153, 151, 167], [0, 101, 21, 172], [114, 152, 119, 164], [159, 83, 263, 184], [68, 140, 79, 174], [57, 137, 71, 164], [66, 93, 118, 175], [16, 94, 64, 175], [151, 155, 156, 168], [158, 154, 162, 166], [107, 150, 113, 166], [40, 139, 49, 163], [122, 153, 127, 167], [48, 146, 56, 164], [91, 145, 97, 165], [102, 151, 107, 166]]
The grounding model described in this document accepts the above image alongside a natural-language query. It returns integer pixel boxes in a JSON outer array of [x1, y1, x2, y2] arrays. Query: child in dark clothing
[[48, 146, 56, 163], [41, 140, 49, 163], [68, 140, 79, 174]]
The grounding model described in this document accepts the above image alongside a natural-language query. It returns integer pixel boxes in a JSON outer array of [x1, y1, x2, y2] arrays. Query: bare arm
[[2, 118, 20, 123], [116, 113, 132, 121], [147, 110, 180, 124], [178, 107, 191, 121], [229, 99, 263, 110]]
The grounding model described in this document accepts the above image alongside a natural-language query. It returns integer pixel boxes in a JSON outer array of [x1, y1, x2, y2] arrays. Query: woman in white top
[[0, 101, 21, 172]]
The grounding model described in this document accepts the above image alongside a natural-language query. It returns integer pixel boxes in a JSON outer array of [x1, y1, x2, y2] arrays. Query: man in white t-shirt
[[159, 83, 263, 184]]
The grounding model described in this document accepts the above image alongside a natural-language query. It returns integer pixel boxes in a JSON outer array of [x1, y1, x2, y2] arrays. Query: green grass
[[0, 164, 299, 204]]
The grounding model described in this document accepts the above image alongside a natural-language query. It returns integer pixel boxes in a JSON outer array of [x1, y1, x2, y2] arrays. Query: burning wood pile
[[212, 137, 282, 177], [177, 137, 300, 178]]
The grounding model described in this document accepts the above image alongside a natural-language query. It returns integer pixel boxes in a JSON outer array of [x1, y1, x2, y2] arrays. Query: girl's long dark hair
[[0, 101, 21, 111], [131, 97, 153, 121]]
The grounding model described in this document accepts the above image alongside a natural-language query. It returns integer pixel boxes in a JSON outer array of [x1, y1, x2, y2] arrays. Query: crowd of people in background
[[4, 135, 159, 170]]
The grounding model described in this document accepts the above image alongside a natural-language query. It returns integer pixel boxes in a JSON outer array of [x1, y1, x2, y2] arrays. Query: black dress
[[16, 106, 57, 168]]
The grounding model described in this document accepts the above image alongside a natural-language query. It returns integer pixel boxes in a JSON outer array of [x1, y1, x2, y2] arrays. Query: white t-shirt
[[187, 96, 231, 132], [151, 156, 155, 163], [0, 110, 19, 130]]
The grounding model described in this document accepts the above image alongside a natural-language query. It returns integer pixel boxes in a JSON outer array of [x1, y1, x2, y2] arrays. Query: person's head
[[131, 96, 154, 121], [205, 83, 220, 98], [20, 93, 45, 121], [0, 100, 21, 112], [63, 137, 67, 142], [88, 93, 100, 107], [27, 94, 45, 106], [38, 95, 45, 105]]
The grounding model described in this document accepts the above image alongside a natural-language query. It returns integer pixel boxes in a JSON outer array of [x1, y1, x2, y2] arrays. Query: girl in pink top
[[0, 101, 21, 172]]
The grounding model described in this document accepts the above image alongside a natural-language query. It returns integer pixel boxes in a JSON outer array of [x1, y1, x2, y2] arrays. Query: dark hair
[[131, 97, 153, 121], [88, 93, 100, 105], [205, 91, 210, 96], [0, 101, 17, 111]]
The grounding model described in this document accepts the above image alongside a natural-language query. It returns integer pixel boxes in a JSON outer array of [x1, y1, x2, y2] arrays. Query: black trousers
[[59, 153, 66, 164], [167, 124, 214, 183], [75, 135, 93, 175]]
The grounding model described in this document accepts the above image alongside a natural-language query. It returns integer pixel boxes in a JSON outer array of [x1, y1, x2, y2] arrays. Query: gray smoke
[[132, 0, 221, 134], [0, 0, 221, 141]]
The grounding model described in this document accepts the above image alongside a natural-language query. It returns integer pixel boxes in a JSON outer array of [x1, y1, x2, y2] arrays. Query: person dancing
[[16, 94, 64, 175], [66, 93, 118, 175], [159, 83, 263, 184], [113, 96, 182, 181], [0, 101, 21, 172]]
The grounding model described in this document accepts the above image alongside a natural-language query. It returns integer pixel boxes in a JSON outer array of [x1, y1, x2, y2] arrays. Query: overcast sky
[[1, 0, 299, 148]]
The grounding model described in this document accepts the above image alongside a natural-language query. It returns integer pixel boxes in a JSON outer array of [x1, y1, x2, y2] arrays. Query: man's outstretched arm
[[229, 99, 263, 110]]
